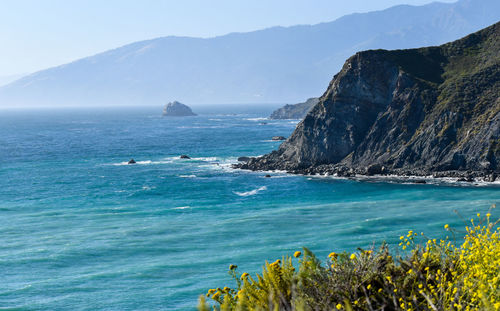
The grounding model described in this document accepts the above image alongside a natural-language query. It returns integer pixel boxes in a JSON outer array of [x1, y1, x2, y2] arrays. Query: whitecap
[[179, 175, 197, 178], [112, 161, 131, 166], [136, 160, 153, 165], [173, 206, 190, 210], [191, 157, 218, 162], [110, 159, 173, 166], [234, 186, 267, 197], [111, 160, 152, 166], [245, 117, 268, 121]]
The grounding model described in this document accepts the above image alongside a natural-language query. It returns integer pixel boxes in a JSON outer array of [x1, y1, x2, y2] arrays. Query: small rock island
[[162, 101, 197, 117]]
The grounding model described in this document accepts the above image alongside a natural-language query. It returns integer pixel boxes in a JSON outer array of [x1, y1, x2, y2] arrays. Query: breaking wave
[[234, 186, 267, 197]]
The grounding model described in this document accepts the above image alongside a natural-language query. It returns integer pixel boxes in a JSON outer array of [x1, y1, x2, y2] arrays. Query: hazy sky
[[1, 0, 457, 77]]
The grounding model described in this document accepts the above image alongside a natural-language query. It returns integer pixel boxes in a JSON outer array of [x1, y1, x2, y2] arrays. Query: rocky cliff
[[270, 98, 319, 119], [239, 22, 500, 181], [162, 101, 197, 116]]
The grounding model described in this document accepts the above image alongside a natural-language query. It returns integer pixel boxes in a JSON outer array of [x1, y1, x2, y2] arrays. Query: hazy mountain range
[[0, 74, 26, 88], [1, 0, 499, 107]]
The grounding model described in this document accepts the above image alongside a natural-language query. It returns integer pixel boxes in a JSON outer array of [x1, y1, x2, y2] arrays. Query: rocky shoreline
[[233, 159, 499, 183]]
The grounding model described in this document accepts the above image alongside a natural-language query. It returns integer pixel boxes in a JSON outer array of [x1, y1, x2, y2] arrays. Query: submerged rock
[[237, 156, 251, 162], [180, 155, 191, 159], [128, 159, 136, 164], [163, 101, 197, 116]]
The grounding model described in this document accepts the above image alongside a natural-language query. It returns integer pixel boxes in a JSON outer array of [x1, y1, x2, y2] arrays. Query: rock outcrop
[[272, 136, 287, 141], [163, 101, 197, 116], [270, 98, 319, 119], [238, 22, 500, 181]]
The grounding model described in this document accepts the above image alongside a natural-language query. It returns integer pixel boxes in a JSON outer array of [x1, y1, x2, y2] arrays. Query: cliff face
[[270, 98, 319, 119], [242, 22, 500, 178]]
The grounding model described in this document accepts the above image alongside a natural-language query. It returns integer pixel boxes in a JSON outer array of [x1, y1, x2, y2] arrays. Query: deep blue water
[[0, 107, 498, 310]]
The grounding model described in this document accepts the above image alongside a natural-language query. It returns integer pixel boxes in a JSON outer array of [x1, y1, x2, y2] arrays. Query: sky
[[0, 0, 457, 77]]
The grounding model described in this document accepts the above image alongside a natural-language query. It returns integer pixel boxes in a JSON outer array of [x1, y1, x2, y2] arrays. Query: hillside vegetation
[[200, 210, 499, 310]]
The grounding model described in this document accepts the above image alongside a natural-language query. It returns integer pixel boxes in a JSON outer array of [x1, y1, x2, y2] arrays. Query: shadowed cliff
[[241, 22, 500, 180]]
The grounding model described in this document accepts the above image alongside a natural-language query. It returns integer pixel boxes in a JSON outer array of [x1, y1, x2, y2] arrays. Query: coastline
[[233, 160, 500, 186]]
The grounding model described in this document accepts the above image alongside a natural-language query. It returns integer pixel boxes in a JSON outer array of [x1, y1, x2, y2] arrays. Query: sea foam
[[234, 186, 267, 197]]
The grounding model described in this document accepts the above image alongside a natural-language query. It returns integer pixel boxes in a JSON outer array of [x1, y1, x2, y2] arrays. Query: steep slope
[[240, 22, 500, 181], [1, 0, 499, 107], [269, 98, 319, 119]]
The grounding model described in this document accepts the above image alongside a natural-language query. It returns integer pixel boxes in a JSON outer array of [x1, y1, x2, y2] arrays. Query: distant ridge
[[1, 0, 499, 107], [239, 22, 500, 181], [270, 98, 319, 120]]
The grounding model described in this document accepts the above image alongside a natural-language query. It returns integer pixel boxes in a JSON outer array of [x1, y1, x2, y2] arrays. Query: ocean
[[0, 106, 498, 310]]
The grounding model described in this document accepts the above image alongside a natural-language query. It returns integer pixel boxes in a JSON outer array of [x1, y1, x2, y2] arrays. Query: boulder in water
[[128, 159, 136, 164], [180, 155, 191, 159]]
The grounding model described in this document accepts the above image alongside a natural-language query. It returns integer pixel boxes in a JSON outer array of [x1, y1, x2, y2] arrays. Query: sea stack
[[162, 101, 197, 117]]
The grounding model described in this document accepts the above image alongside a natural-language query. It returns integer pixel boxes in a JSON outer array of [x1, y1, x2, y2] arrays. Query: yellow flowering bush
[[454, 213, 499, 310], [199, 210, 499, 311]]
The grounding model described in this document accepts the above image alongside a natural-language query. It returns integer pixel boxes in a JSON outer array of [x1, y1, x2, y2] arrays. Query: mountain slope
[[1, 0, 499, 107], [240, 22, 500, 180]]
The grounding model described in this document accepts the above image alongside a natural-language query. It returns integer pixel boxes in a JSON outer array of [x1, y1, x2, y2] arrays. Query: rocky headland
[[162, 101, 197, 116], [236, 22, 500, 182], [269, 98, 319, 119]]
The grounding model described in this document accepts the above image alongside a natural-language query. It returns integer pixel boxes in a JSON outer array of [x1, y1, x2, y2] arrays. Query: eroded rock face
[[163, 101, 197, 116], [241, 22, 500, 178]]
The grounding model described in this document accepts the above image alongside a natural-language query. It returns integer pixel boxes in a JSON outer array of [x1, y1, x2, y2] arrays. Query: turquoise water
[[0, 107, 498, 310]]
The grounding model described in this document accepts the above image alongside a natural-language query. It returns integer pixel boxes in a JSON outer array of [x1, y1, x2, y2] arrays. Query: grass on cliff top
[[199, 206, 499, 311]]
